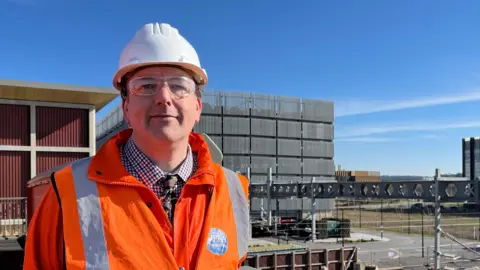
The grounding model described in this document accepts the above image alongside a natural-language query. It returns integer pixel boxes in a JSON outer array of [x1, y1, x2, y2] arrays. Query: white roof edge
[[0, 78, 118, 95]]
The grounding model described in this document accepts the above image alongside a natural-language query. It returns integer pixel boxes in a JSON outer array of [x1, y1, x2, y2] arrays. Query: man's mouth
[[150, 114, 176, 118], [149, 114, 178, 122]]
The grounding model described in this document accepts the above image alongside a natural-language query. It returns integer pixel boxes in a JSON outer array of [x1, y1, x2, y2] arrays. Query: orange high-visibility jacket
[[23, 129, 250, 270]]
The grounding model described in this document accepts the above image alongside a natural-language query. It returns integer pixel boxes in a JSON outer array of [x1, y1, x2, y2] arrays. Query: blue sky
[[1, 0, 479, 176]]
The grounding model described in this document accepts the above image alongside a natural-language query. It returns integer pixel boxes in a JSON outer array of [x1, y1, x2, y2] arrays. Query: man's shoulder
[[211, 164, 249, 196], [51, 156, 93, 180], [210, 162, 236, 176], [209, 162, 248, 181], [63, 156, 91, 170]]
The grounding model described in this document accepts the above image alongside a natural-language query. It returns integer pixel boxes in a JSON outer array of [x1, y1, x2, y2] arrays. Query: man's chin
[[149, 130, 179, 142]]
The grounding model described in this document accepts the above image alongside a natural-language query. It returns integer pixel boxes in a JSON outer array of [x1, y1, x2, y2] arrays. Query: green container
[[316, 218, 351, 239], [326, 219, 340, 237]]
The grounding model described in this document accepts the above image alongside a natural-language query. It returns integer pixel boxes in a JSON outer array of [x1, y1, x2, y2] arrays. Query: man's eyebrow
[[136, 76, 156, 80], [137, 74, 186, 79]]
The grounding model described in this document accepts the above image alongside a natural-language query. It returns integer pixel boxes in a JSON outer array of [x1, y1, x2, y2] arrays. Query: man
[[23, 22, 250, 270]]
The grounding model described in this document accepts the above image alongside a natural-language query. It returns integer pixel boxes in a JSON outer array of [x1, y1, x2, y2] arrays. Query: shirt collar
[[122, 136, 194, 183]]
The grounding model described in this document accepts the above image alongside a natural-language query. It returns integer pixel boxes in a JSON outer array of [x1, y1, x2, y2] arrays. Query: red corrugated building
[[0, 79, 117, 228]]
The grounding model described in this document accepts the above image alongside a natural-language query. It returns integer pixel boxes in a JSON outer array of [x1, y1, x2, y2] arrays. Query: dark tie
[[161, 174, 178, 224]]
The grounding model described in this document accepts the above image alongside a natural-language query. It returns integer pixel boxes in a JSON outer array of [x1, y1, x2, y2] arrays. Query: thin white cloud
[[336, 137, 402, 143], [337, 120, 480, 138], [335, 90, 480, 117], [420, 134, 442, 140], [336, 134, 443, 143]]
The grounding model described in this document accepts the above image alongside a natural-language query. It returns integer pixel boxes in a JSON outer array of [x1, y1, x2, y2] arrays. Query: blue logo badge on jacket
[[206, 228, 228, 255]]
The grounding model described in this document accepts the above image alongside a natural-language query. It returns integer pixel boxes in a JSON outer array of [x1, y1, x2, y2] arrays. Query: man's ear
[[195, 97, 202, 124], [121, 97, 131, 126]]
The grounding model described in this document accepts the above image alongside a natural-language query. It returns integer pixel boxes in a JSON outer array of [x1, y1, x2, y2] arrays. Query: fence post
[[408, 205, 411, 235], [341, 209, 345, 247], [422, 207, 425, 258], [434, 168, 441, 270], [380, 200, 384, 239], [359, 203, 362, 228], [267, 167, 272, 227], [478, 209, 480, 241], [336, 202, 339, 242], [311, 177, 316, 242]]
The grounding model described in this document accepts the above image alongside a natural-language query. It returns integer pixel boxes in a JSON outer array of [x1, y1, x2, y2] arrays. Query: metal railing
[[0, 197, 27, 239], [96, 104, 124, 139]]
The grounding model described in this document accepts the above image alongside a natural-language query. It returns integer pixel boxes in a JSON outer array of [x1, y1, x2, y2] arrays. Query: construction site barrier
[[242, 247, 358, 270]]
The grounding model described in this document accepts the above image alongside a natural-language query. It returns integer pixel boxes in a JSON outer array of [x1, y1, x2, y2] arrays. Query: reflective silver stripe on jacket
[[71, 157, 110, 269], [222, 168, 250, 259]]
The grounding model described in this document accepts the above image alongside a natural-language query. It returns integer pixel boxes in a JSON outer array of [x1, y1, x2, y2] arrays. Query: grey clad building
[[96, 90, 336, 219], [462, 137, 480, 180]]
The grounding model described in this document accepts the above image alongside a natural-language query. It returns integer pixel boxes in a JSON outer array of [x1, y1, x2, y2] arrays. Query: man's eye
[[143, 84, 157, 90], [170, 84, 187, 91]]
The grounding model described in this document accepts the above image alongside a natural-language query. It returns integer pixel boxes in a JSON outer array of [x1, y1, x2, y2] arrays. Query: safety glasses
[[126, 76, 197, 99]]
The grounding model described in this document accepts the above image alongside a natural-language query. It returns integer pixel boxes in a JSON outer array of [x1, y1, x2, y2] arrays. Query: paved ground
[[0, 239, 21, 251], [259, 228, 480, 269], [314, 231, 390, 243]]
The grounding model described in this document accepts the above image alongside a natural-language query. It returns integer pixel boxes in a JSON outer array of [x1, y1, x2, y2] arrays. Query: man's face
[[122, 66, 202, 143]]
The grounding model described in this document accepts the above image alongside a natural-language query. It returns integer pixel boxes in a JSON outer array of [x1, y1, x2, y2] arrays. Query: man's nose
[[153, 84, 173, 105]]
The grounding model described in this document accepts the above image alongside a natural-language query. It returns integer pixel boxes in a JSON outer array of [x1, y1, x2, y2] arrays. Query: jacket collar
[[87, 128, 216, 186]]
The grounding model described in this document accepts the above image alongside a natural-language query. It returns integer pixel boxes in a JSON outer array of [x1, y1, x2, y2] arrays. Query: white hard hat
[[112, 22, 208, 91]]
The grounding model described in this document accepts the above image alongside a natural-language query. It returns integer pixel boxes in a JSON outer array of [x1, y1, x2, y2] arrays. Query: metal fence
[[258, 205, 480, 269], [334, 203, 480, 241], [0, 197, 27, 239], [96, 104, 124, 139], [249, 171, 337, 218]]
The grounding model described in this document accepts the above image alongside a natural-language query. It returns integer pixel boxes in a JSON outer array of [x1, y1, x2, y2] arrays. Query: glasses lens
[[127, 76, 196, 98]]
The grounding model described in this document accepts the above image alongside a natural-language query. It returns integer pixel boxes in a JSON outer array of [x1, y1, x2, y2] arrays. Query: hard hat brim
[[112, 62, 208, 91]]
